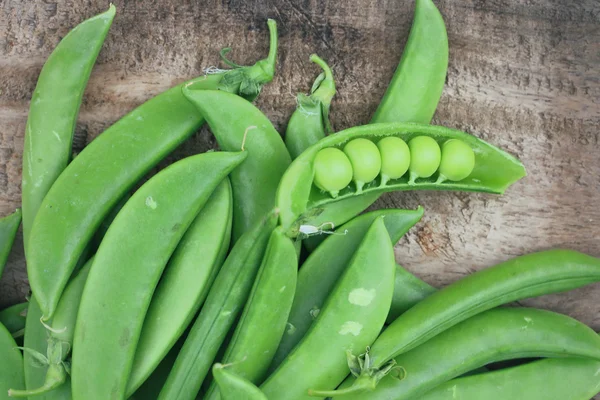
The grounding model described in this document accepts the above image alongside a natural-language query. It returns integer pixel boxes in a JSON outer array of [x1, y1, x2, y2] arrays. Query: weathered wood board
[[1, 0, 599, 368]]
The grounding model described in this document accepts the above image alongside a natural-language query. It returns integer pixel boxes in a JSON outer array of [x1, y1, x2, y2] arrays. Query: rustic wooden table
[[1, 0, 599, 393]]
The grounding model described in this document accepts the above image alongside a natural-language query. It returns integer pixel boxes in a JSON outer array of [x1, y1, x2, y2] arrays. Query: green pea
[[408, 136, 441, 184], [313, 147, 353, 198], [437, 139, 475, 183], [342, 138, 381, 192], [377, 137, 410, 185]]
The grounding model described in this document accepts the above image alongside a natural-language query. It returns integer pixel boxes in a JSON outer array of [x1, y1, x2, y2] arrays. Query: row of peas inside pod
[[313, 135, 475, 198]]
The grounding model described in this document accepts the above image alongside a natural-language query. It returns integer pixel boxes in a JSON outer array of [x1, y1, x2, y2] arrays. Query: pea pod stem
[[325, 249, 600, 396]]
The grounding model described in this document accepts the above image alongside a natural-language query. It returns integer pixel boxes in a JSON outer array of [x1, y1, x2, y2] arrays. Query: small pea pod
[[285, 54, 336, 159], [420, 357, 600, 400], [126, 179, 233, 395], [0, 209, 21, 279], [371, 0, 447, 124], [276, 122, 526, 235], [182, 88, 291, 242], [0, 303, 27, 339], [0, 322, 25, 398], [158, 211, 278, 400], [204, 227, 297, 400], [387, 264, 436, 323], [27, 20, 278, 321], [328, 249, 600, 394], [260, 217, 395, 400], [21, 5, 115, 251], [270, 208, 423, 372], [212, 364, 267, 400], [71, 151, 247, 400], [328, 308, 600, 399]]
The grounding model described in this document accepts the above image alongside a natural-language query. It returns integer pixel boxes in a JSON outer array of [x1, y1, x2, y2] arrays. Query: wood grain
[[0, 0, 599, 369]]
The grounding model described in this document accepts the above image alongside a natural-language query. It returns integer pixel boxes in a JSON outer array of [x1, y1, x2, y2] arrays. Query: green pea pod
[[26, 20, 278, 321], [276, 122, 526, 236], [0, 303, 27, 338], [328, 249, 600, 395], [182, 88, 291, 243], [270, 208, 423, 372], [158, 211, 278, 400], [71, 151, 247, 400], [387, 264, 436, 323], [420, 357, 600, 400], [0, 209, 21, 279], [0, 322, 25, 398], [9, 256, 94, 398], [204, 227, 297, 400], [328, 308, 600, 399], [212, 364, 267, 400], [260, 217, 395, 400], [285, 54, 336, 159], [126, 178, 233, 395], [371, 0, 448, 124], [21, 5, 115, 251]]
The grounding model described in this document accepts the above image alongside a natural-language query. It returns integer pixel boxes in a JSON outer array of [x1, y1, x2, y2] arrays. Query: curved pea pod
[[158, 211, 278, 400], [182, 88, 292, 243], [0, 322, 24, 398], [285, 54, 336, 159], [276, 122, 526, 236], [26, 20, 278, 321], [0, 209, 21, 279], [126, 178, 233, 395], [371, 0, 448, 124], [260, 217, 395, 400], [420, 357, 600, 400], [21, 6, 115, 251], [71, 151, 247, 400], [212, 364, 267, 400], [330, 249, 600, 394], [329, 308, 600, 399], [270, 208, 423, 372], [387, 264, 436, 323], [0, 303, 27, 338], [204, 227, 297, 400]]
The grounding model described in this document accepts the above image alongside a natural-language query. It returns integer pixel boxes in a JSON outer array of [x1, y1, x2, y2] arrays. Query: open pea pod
[[276, 122, 526, 235]]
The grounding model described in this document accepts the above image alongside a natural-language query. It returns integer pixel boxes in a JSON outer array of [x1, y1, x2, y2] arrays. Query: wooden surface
[[1, 0, 599, 337]]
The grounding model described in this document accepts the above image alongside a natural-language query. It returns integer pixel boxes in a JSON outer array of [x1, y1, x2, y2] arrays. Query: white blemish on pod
[[145, 196, 157, 209], [339, 321, 363, 336], [348, 288, 376, 306]]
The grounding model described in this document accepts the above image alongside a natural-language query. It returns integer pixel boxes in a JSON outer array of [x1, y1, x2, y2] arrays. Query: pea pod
[[204, 227, 297, 400], [327, 249, 600, 394], [260, 217, 396, 400], [71, 151, 247, 400], [21, 5, 115, 251], [182, 88, 291, 242], [212, 364, 267, 400], [420, 357, 600, 400], [276, 122, 526, 235], [270, 207, 423, 372], [0, 209, 21, 279], [127, 178, 233, 395], [285, 54, 336, 159], [327, 308, 600, 399], [26, 20, 278, 321], [388, 264, 436, 323], [371, 0, 448, 124], [0, 322, 25, 398], [0, 303, 27, 338], [158, 211, 278, 400]]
